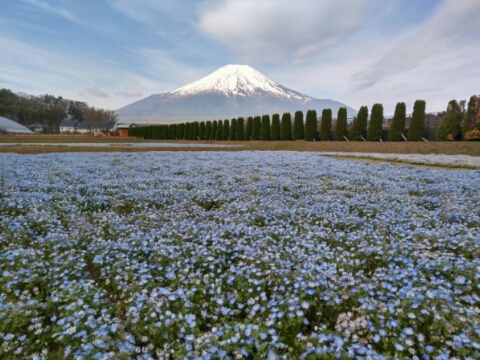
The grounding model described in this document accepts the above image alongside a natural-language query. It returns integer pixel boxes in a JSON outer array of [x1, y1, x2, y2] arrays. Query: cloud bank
[[351, 0, 480, 90], [198, 0, 373, 61]]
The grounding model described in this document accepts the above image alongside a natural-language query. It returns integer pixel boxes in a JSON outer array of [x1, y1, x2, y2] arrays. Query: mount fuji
[[117, 65, 357, 123]]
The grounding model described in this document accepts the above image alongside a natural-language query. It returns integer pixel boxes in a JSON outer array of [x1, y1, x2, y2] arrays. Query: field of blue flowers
[[1, 152, 480, 360]]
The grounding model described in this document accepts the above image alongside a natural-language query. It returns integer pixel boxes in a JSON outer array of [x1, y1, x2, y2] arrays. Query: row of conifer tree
[[128, 100, 429, 141]]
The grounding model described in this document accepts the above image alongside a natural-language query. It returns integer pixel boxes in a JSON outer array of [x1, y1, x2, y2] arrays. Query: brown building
[[116, 123, 136, 137]]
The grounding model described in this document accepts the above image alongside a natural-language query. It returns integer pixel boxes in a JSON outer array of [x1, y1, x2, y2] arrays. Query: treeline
[[0, 88, 117, 132], [130, 96, 480, 141], [436, 96, 480, 141]]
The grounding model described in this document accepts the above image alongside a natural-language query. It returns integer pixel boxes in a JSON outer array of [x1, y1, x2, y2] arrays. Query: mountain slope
[[117, 65, 357, 123]]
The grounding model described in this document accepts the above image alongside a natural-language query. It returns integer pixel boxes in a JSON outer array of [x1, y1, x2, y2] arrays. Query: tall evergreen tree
[[367, 104, 384, 141], [437, 100, 463, 141], [305, 110, 318, 141], [252, 116, 261, 140], [349, 106, 368, 141], [230, 118, 237, 140], [245, 116, 253, 140], [407, 100, 426, 141], [212, 120, 218, 141], [236, 117, 245, 141], [223, 119, 230, 140], [192, 122, 199, 140], [388, 102, 407, 141], [260, 114, 270, 140], [319, 109, 332, 141], [181, 123, 187, 139], [333, 107, 348, 141], [292, 111, 304, 140], [216, 120, 223, 140], [199, 121, 205, 140], [205, 121, 212, 140], [280, 112, 292, 140], [464, 95, 478, 135], [177, 124, 182, 140], [184, 122, 190, 140], [270, 114, 280, 140]]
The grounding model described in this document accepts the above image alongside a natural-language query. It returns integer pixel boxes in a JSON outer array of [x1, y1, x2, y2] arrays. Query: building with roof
[[0, 116, 34, 134], [28, 123, 46, 133], [59, 119, 79, 133], [114, 123, 137, 137], [76, 121, 115, 135]]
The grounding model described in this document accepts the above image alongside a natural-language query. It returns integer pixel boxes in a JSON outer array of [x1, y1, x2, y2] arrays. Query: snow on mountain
[[117, 65, 357, 123], [169, 65, 309, 101]]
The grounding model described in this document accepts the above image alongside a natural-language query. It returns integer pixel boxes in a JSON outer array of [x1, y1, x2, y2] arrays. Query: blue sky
[[1, 0, 479, 114]]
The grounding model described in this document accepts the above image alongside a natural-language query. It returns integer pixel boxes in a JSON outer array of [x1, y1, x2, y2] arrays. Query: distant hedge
[[129, 99, 480, 142]]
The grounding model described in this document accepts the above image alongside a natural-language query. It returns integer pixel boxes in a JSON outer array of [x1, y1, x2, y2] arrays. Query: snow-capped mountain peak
[[117, 64, 358, 123], [169, 64, 310, 101]]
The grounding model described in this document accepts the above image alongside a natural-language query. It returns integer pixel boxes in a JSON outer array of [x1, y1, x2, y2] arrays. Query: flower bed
[[1, 152, 479, 359]]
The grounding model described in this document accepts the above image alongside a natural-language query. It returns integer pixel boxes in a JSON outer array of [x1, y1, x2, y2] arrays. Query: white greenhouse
[[0, 116, 33, 134]]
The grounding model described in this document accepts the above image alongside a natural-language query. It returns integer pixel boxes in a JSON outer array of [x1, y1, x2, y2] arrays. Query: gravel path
[[320, 151, 480, 168], [0, 142, 243, 148]]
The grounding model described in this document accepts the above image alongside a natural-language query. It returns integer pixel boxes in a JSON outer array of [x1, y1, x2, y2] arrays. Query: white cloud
[[351, 0, 480, 90], [21, 0, 75, 21], [107, 0, 191, 36], [198, 0, 373, 61], [85, 86, 109, 98], [119, 87, 143, 97], [135, 47, 212, 90]]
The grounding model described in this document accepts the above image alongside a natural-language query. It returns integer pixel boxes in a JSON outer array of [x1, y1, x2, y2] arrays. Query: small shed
[[28, 124, 45, 133], [116, 123, 136, 137]]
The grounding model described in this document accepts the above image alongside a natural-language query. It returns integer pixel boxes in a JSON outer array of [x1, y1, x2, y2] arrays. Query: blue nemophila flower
[[267, 351, 279, 360], [2, 152, 480, 358], [217, 349, 227, 358]]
